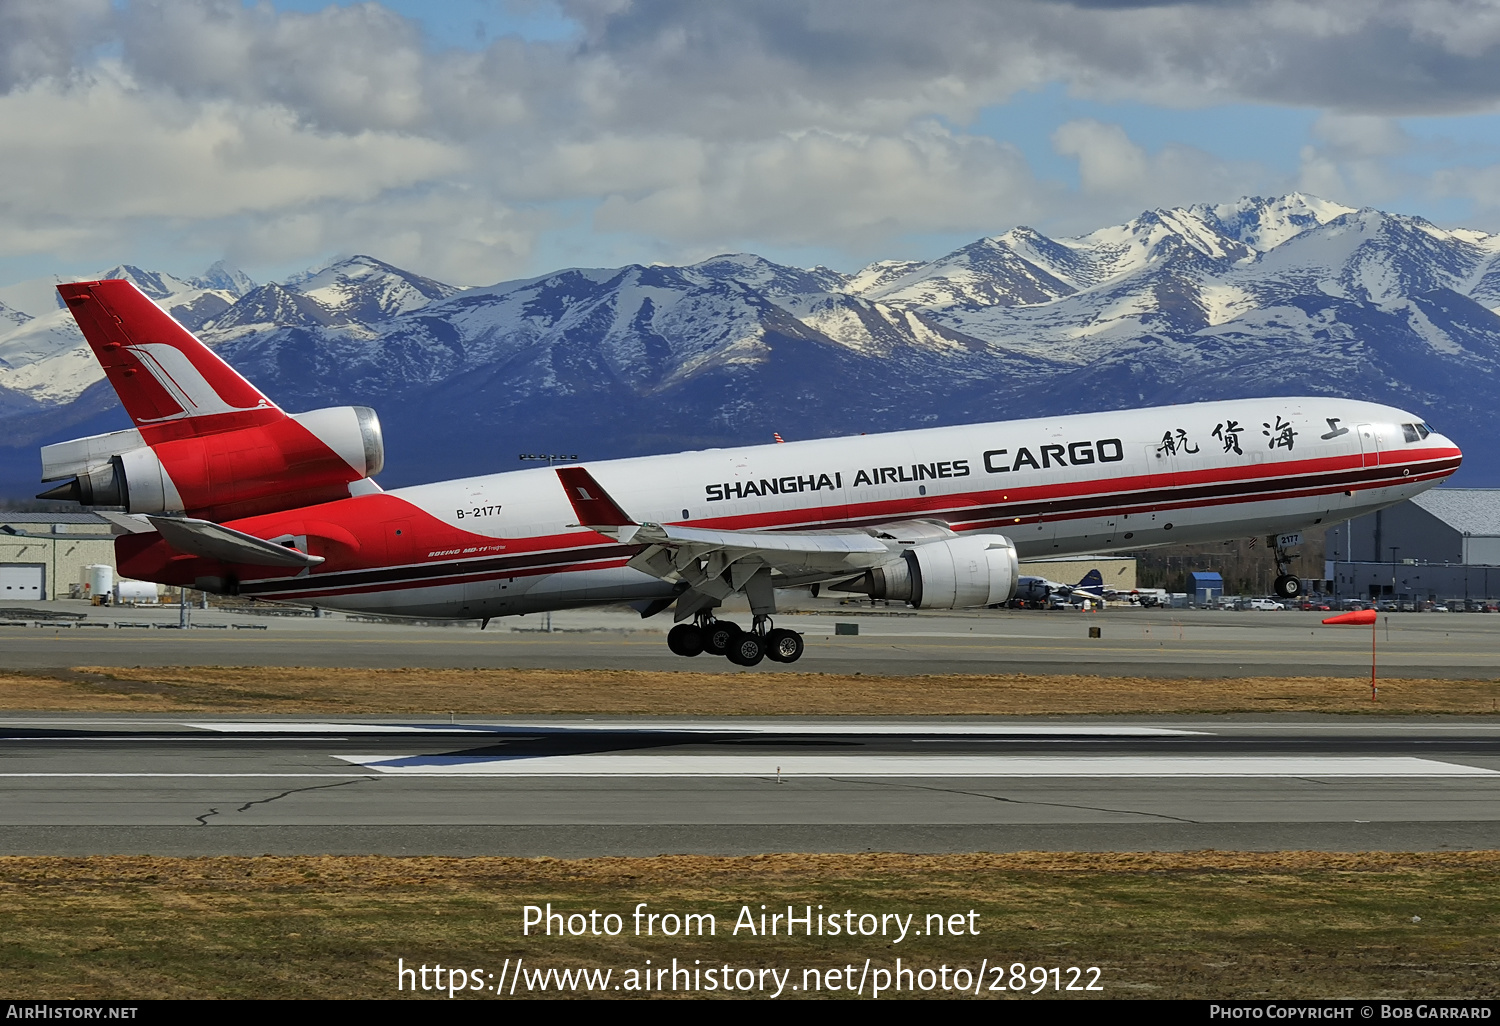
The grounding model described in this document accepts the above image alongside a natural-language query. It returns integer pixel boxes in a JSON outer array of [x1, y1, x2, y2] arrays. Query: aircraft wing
[[555, 466, 900, 603], [622, 520, 893, 575], [146, 516, 325, 568]]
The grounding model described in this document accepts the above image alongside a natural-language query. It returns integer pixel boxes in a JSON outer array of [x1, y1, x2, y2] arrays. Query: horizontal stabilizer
[[146, 516, 324, 567], [98, 512, 156, 535]]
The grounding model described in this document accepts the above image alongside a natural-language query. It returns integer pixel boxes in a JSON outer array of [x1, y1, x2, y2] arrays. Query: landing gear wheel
[[1273, 574, 1302, 600], [703, 621, 741, 656], [725, 632, 765, 666], [667, 623, 704, 657], [763, 628, 804, 663]]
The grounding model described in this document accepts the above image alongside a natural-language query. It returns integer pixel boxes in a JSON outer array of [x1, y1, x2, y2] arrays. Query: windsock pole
[[1322, 608, 1379, 702]]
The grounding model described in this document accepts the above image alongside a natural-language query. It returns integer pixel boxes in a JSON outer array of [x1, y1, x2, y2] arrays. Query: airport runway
[[0, 714, 1496, 855], [2, 602, 1499, 678]]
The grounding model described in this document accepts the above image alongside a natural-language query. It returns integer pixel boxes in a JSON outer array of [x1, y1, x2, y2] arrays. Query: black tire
[[726, 632, 765, 666], [667, 623, 704, 657], [703, 621, 741, 656], [1273, 574, 1302, 599], [763, 628, 804, 663]]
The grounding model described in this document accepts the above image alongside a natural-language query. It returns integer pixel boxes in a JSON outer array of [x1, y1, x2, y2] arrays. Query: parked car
[[1248, 598, 1285, 611]]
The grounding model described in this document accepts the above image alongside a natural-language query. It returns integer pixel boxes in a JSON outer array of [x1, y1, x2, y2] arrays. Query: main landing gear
[[666, 615, 805, 666], [1269, 533, 1304, 600]]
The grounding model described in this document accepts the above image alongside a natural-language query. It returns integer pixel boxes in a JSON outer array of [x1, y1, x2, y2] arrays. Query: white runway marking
[[0, 773, 369, 778], [181, 722, 493, 734], [333, 754, 1500, 777], [182, 721, 1209, 736]]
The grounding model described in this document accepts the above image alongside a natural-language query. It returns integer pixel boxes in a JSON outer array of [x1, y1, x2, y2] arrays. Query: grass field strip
[[331, 753, 1500, 776]]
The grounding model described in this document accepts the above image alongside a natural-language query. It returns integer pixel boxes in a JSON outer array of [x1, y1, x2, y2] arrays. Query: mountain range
[[2, 192, 1497, 500]]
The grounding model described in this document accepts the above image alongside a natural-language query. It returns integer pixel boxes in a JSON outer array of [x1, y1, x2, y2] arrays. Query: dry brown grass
[[1, 852, 1497, 999], [0, 665, 1496, 715]]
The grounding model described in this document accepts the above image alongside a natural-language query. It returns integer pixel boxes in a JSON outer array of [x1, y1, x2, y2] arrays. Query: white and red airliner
[[38, 279, 1461, 665]]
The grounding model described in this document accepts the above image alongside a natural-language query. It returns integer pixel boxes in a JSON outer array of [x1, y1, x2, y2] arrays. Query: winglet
[[555, 466, 637, 534]]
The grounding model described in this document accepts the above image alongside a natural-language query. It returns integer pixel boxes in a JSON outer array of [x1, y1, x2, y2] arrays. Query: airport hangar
[[0, 512, 117, 603], [1324, 487, 1500, 604]]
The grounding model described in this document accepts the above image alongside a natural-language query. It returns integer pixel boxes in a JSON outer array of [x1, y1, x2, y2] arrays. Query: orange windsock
[[1323, 609, 1377, 625]]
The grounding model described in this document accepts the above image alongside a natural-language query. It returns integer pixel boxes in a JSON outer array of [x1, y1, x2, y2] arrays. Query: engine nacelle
[[290, 406, 384, 480], [854, 533, 1019, 609], [38, 405, 384, 518], [67, 447, 183, 511]]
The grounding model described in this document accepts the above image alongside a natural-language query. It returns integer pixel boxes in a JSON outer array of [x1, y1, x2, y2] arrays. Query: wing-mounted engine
[[37, 405, 384, 519], [836, 533, 1019, 609]]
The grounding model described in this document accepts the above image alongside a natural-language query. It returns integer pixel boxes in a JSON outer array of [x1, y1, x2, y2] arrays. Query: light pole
[[518, 454, 579, 631]]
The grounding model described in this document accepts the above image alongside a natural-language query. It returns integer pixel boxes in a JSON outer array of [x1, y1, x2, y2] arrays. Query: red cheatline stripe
[[696, 453, 1460, 533]]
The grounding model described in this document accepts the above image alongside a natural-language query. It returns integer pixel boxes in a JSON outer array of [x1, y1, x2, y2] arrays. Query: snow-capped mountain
[[4, 194, 1500, 498], [206, 255, 460, 341], [0, 263, 258, 412]]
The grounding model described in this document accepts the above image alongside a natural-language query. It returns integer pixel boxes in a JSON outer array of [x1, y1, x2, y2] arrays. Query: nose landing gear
[[666, 615, 804, 664]]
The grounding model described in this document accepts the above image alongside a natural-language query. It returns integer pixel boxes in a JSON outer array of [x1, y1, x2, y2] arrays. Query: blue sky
[[5, 0, 1500, 291]]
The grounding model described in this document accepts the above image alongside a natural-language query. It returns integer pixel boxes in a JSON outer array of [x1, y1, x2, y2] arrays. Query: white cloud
[[218, 184, 550, 286], [0, 70, 464, 225], [1050, 119, 1272, 222], [1294, 115, 1417, 211], [7, 1, 1500, 285], [589, 123, 1055, 254], [0, 0, 110, 92]]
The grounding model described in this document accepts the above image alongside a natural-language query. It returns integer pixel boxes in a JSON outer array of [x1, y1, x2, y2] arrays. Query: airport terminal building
[[1324, 488, 1500, 604]]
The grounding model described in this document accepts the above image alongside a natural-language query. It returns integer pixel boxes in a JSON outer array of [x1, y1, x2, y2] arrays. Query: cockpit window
[[1402, 423, 1420, 443], [1417, 423, 1432, 439]]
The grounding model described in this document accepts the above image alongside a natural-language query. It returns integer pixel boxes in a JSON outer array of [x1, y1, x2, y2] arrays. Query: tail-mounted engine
[[37, 405, 384, 520], [839, 533, 1019, 609], [38, 279, 386, 522]]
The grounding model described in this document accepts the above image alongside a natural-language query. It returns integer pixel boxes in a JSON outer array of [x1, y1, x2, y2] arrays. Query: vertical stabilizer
[[57, 279, 281, 437]]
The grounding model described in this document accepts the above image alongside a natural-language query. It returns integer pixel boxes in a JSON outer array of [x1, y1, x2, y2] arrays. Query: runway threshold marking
[[331, 754, 1500, 777]]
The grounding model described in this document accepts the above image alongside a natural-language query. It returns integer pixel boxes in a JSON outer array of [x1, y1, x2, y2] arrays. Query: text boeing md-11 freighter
[[37, 280, 1461, 665]]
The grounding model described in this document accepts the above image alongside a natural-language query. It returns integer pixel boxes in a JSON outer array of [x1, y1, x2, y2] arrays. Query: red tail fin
[[58, 279, 280, 440]]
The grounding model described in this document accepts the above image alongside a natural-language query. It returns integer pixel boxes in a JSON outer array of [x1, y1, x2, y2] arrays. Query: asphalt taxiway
[[2, 601, 1499, 678], [1, 714, 1496, 855]]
